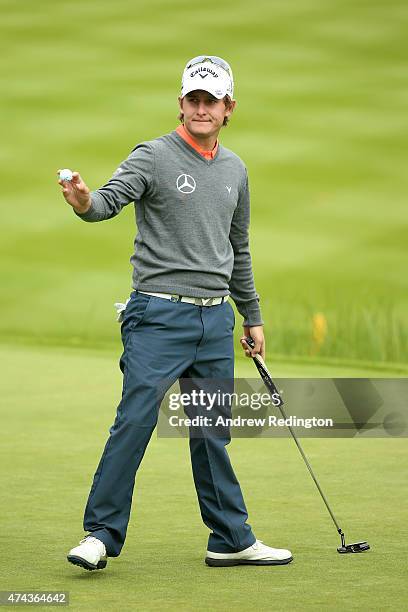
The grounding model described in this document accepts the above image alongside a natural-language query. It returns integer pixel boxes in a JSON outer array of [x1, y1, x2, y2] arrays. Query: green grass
[[1, 344, 407, 610], [0, 0, 407, 366]]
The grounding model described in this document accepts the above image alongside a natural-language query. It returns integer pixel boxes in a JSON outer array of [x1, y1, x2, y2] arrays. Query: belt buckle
[[170, 294, 179, 303], [194, 297, 204, 306], [198, 297, 216, 307]]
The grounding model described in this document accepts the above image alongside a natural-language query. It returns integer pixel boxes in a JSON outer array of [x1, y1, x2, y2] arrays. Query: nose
[[197, 101, 208, 116]]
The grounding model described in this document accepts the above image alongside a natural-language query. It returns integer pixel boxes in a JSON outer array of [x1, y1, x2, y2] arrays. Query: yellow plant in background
[[311, 313, 328, 355]]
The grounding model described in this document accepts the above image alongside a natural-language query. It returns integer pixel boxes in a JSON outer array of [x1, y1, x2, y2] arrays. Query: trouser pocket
[[121, 292, 153, 335]]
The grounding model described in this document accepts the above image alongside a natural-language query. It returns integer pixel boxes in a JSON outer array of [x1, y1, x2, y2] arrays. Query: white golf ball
[[59, 168, 73, 182]]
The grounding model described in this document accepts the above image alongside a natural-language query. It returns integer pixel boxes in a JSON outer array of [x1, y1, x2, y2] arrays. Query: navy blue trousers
[[83, 291, 256, 556]]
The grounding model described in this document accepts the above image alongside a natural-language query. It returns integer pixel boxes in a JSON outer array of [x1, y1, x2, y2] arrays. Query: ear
[[178, 96, 184, 111], [224, 98, 236, 119]]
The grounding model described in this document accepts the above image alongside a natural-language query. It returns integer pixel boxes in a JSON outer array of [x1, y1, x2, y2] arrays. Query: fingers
[[56, 168, 91, 213], [71, 172, 89, 195], [240, 336, 252, 358], [252, 338, 262, 356], [240, 335, 265, 360], [56, 170, 74, 206], [250, 338, 265, 360], [57, 175, 72, 189], [56, 169, 78, 196]]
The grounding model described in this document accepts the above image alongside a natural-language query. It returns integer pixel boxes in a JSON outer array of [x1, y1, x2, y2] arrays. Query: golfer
[[59, 55, 293, 569]]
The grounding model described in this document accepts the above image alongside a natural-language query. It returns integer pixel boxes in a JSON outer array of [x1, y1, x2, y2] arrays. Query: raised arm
[[57, 143, 154, 222]]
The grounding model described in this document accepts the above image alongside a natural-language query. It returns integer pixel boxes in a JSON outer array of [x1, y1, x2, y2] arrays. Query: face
[[178, 90, 236, 140]]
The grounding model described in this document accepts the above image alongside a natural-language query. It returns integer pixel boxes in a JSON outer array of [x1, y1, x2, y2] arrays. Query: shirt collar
[[176, 124, 219, 160]]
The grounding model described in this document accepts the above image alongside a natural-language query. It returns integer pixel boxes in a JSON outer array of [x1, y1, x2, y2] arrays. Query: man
[[59, 55, 293, 569]]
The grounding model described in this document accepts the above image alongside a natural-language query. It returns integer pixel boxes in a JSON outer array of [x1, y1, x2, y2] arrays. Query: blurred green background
[[1, 0, 407, 371]]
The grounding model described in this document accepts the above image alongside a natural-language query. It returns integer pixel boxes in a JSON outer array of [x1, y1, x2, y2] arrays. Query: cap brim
[[181, 81, 227, 100]]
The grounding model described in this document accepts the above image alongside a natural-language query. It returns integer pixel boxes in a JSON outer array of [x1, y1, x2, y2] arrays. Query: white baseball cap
[[181, 55, 234, 100]]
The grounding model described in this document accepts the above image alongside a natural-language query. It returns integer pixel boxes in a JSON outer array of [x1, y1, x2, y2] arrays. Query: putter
[[244, 337, 370, 554]]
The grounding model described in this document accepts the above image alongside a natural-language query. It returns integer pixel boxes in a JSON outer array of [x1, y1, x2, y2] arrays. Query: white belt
[[138, 291, 228, 307]]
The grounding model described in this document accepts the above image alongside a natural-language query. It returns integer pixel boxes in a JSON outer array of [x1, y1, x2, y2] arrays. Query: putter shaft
[[245, 338, 345, 541]]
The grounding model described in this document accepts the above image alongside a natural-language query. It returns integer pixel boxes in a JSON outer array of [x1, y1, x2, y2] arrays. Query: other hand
[[240, 325, 265, 360]]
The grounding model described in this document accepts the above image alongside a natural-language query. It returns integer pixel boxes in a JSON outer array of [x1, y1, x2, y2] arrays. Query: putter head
[[337, 541, 370, 554]]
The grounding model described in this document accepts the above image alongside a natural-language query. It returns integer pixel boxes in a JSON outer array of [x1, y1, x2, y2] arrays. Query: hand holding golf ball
[[57, 168, 91, 214]]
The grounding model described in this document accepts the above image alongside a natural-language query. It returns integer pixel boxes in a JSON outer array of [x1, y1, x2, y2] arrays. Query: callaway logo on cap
[[181, 55, 234, 99]]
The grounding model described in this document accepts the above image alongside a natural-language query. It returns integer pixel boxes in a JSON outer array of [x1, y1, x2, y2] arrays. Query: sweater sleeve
[[75, 143, 154, 222], [228, 168, 263, 327]]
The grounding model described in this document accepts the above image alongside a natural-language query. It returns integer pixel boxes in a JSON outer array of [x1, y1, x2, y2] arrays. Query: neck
[[183, 124, 219, 151]]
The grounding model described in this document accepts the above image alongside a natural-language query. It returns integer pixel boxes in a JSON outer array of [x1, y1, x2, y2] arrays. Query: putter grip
[[245, 336, 256, 350], [245, 337, 284, 405], [245, 335, 267, 368], [245, 336, 267, 368]]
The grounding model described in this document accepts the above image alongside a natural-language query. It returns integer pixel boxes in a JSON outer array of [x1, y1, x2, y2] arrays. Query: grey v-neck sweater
[[76, 130, 263, 326]]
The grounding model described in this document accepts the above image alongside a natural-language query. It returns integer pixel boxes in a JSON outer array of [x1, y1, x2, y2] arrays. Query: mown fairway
[[1, 0, 407, 610], [1, 0, 407, 365], [1, 344, 407, 611]]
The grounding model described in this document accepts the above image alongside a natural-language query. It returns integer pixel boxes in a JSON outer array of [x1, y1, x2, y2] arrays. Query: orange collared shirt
[[176, 124, 219, 159]]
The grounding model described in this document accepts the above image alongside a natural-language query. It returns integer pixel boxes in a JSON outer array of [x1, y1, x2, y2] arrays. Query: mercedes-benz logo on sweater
[[176, 174, 196, 194]]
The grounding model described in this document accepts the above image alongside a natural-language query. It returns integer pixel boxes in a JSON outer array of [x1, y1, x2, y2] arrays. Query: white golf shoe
[[205, 539, 293, 566], [67, 536, 107, 571]]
